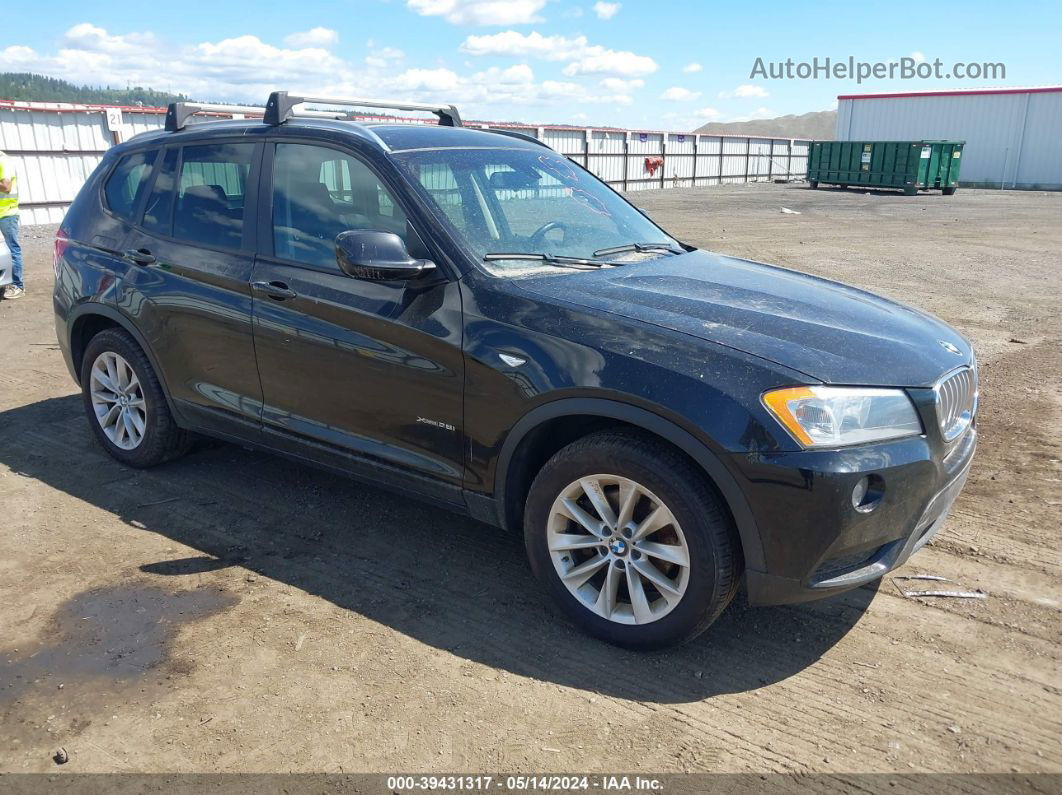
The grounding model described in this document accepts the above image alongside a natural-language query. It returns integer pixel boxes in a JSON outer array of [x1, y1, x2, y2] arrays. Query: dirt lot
[[0, 184, 1059, 775]]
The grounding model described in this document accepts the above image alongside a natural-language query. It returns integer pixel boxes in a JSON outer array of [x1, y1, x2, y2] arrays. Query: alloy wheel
[[89, 351, 147, 450], [546, 474, 691, 625]]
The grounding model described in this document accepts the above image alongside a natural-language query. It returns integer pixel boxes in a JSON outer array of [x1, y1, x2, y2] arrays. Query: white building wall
[[836, 89, 1062, 189]]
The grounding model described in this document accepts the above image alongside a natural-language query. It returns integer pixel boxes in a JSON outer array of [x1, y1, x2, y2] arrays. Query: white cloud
[[283, 27, 338, 48], [406, 0, 547, 25], [7, 23, 645, 124], [682, 62, 703, 74], [593, 2, 621, 19], [461, 31, 584, 60], [562, 50, 657, 77], [718, 83, 768, 99], [461, 30, 657, 76], [62, 23, 157, 54], [393, 68, 462, 93], [2, 44, 35, 60], [365, 43, 405, 68], [539, 80, 632, 105], [694, 107, 721, 119], [660, 86, 700, 101], [2, 25, 384, 105], [489, 63, 536, 84], [910, 51, 926, 63], [539, 80, 586, 98], [600, 77, 643, 92]]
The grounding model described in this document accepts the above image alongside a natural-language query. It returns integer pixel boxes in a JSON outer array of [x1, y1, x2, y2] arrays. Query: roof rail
[[165, 102, 264, 131], [263, 91, 462, 127]]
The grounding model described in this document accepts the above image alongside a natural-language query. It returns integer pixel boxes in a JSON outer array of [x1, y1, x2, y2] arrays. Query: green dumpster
[[807, 140, 964, 195]]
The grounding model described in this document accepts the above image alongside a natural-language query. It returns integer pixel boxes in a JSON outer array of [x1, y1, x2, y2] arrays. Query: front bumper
[[739, 422, 976, 606]]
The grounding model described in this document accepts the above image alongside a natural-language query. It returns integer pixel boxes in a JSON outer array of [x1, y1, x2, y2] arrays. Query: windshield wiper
[[591, 242, 685, 258], [483, 252, 622, 269]]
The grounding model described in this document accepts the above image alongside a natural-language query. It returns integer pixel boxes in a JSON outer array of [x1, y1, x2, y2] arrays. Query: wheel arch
[[494, 397, 766, 573], [67, 304, 180, 418]]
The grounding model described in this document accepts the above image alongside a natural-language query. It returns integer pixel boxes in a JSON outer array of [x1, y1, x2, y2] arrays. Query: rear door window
[[103, 150, 157, 221], [172, 143, 254, 250]]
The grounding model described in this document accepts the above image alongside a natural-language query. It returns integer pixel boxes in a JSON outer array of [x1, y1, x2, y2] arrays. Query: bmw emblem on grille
[[939, 340, 962, 355]]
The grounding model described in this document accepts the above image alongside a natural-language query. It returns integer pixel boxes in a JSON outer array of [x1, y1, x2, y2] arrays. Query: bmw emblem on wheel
[[939, 340, 962, 355]]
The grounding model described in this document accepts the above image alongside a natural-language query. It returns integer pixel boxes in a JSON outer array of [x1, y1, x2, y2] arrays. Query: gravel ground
[[0, 184, 1059, 775]]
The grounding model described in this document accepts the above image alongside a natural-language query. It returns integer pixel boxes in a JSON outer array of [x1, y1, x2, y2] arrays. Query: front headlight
[[763, 386, 923, 448]]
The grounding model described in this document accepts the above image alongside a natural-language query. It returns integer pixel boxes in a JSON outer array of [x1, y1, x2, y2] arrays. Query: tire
[[524, 430, 742, 649], [808, 180, 818, 189], [80, 328, 191, 468], [942, 186, 957, 196]]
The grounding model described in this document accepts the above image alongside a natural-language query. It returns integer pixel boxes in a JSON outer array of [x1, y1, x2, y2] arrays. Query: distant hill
[[695, 110, 836, 140], [0, 73, 188, 107]]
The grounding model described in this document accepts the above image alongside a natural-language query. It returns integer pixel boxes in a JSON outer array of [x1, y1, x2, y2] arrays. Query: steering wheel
[[528, 221, 570, 248]]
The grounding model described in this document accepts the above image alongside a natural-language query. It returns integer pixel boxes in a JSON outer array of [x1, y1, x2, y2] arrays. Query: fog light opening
[[852, 475, 885, 513]]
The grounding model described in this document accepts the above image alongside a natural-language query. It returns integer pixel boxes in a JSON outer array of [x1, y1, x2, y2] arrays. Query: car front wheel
[[524, 431, 741, 649]]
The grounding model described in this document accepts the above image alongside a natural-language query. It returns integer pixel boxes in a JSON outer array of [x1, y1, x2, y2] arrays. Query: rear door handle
[[251, 280, 297, 300], [123, 248, 156, 266]]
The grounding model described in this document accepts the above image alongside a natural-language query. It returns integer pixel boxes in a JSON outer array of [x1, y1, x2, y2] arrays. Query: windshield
[[391, 147, 680, 267]]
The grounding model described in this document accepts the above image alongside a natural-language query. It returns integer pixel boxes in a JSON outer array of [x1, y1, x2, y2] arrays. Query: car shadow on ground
[[1, 395, 877, 705]]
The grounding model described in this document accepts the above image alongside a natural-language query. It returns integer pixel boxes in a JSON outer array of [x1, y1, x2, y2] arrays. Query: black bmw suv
[[54, 92, 977, 648]]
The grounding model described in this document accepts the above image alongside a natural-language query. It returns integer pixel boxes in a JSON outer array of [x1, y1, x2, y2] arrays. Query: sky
[[3, 0, 1059, 130]]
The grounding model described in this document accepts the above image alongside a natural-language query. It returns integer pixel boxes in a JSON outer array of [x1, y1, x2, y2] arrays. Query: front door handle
[[123, 248, 156, 266], [251, 280, 297, 301]]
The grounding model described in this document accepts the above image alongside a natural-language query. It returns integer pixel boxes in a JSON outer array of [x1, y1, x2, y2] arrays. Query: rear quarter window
[[103, 151, 157, 221]]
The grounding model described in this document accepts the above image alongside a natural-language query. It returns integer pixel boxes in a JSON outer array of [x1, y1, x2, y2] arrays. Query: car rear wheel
[[80, 328, 190, 467], [524, 430, 741, 649]]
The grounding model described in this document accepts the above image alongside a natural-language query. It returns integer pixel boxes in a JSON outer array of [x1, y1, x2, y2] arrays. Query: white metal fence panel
[[748, 138, 773, 180], [625, 132, 664, 191], [664, 133, 695, 186], [0, 108, 109, 152], [587, 130, 626, 186], [693, 136, 721, 186], [787, 138, 809, 181], [720, 136, 748, 183], [10, 153, 104, 224], [541, 128, 584, 156], [1, 100, 811, 224], [121, 111, 166, 138]]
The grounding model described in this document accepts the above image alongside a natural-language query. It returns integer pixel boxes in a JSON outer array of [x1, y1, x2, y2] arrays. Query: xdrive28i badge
[[939, 340, 962, 355]]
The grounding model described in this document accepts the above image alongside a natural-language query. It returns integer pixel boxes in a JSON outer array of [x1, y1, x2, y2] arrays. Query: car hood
[[515, 249, 971, 386]]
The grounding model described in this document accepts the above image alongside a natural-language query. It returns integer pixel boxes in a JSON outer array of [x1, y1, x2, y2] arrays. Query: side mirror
[[335, 230, 436, 281]]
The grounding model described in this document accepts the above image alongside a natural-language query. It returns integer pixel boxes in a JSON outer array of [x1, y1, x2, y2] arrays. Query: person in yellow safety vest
[[0, 149, 24, 299]]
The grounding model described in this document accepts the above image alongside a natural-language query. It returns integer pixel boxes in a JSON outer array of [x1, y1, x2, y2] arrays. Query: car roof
[[125, 118, 545, 155]]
